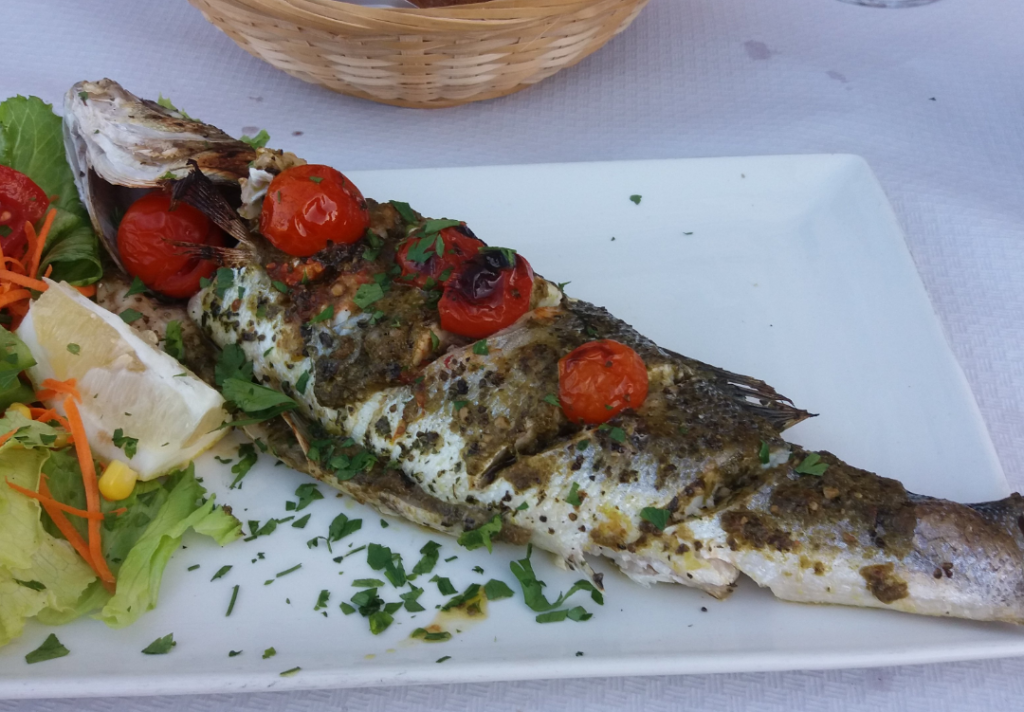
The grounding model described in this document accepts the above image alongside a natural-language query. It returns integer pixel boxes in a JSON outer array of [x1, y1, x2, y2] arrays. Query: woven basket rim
[[226, 0, 618, 34]]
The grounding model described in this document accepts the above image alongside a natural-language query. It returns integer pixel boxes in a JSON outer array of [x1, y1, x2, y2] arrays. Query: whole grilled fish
[[69, 79, 1024, 624]]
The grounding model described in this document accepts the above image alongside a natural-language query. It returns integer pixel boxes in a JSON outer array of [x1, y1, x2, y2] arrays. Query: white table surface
[[2, 0, 1023, 709]]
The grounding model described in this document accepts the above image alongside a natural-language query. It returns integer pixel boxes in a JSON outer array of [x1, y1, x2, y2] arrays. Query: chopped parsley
[[307, 304, 334, 325], [515, 502, 529, 511], [271, 280, 290, 294], [214, 267, 234, 299], [543, 394, 560, 407], [430, 331, 440, 350], [226, 585, 239, 616], [509, 544, 603, 615], [389, 200, 418, 223], [309, 176, 324, 184], [758, 440, 770, 465], [142, 634, 176, 655], [483, 579, 514, 601], [25, 634, 69, 664], [164, 320, 185, 362], [66, 343, 80, 355], [430, 575, 456, 596], [314, 589, 331, 611], [566, 482, 582, 507], [240, 128, 270, 149], [328, 512, 362, 542], [352, 578, 386, 588], [291, 514, 311, 529], [280, 666, 301, 677], [629, 194, 642, 205], [295, 370, 310, 395], [111, 428, 138, 459], [211, 565, 233, 581], [119, 308, 143, 324], [229, 650, 242, 657], [473, 340, 489, 356], [367, 543, 407, 587], [576, 439, 590, 451], [608, 427, 627, 444], [126, 275, 147, 296], [795, 452, 828, 476], [457, 514, 502, 553], [436, 656, 451, 663], [400, 586, 426, 612], [353, 283, 384, 310], [640, 506, 670, 531], [262, 647, 276, 659], [411, 540, 441, 577], [229, 443, 258, 489], [294, 483, 323, 511], [411, 628, 451, 642]]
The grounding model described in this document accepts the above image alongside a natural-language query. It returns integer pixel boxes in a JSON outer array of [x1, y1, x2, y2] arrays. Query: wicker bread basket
[[189, 0, 650, 108]]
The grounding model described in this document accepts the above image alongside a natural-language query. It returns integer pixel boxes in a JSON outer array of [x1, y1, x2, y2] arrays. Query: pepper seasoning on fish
[[68, 79, 1024, 624]]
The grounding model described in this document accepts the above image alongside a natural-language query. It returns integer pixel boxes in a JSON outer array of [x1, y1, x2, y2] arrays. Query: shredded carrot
[[34, 477, 100, 577], [39, 378, 81, 402], [74, 284, 96, 298], [0, 269, 47, 292], [3, 256, 26, 272], [27, 209, 55, 280], [5, 480, 106, 520], [109, 507, 127, 516], [63, 396, 115, 586], [23, 223, 36, 270], [0, 289, 30, 310], [0, 430, 17, 448]]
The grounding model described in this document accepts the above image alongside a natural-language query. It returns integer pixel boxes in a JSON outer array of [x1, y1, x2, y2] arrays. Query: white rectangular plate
[[2, 155, 1020, 699]]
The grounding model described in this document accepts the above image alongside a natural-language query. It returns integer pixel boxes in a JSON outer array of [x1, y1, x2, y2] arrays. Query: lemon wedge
[[16, 280, 228, 481]]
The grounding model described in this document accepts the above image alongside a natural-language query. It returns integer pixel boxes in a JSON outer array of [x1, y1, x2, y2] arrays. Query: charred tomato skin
[[260, 164, 370, 257], [397, 224, 484, 288], [117, 191, 225, 299], [0, 166, 49, 256], [558, 339, 649, 424], [438, 250, 534, 339]]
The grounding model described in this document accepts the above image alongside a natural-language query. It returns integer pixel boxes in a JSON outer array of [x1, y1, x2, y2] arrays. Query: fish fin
[[702, 362, 814, 431], [171, 160, 259, 252]]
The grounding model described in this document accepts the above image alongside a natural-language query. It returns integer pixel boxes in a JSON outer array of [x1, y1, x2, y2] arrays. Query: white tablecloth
[[3, 0, 1024, 708]]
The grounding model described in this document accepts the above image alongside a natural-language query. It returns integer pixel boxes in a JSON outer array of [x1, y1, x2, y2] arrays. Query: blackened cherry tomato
[[117, 192, 225, 299], [438, 250, 534, 339], [0, 166, 49, 256], [259, 164, 369, 257], [397, 224, 484, 289], [558, 340, 649, 425]]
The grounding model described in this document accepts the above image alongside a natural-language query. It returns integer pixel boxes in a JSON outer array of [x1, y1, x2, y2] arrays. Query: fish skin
[[192, 262, 1024, 623]]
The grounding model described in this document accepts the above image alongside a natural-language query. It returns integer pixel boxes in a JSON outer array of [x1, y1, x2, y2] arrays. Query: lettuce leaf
[[2, 447, 241, 645], [0, 443, 96, 647], [0, 326, 37, 411], [98, 462, 241, 628], [0, 96, 101, 285]]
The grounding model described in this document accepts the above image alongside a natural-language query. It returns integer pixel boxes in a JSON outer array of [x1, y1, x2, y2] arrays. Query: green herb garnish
[[25, 634, 69, 664], [795, 452, 828, 476], [640, 506, 670, 531], [142, 633, 176, 655], [112, 428, 138, 459], [457, 514, 502, 553]]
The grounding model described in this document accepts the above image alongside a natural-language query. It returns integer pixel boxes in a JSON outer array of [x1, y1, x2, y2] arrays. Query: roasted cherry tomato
[[397, 224, 484, 289], [117, 192, 225, 299], [438, 250, 533, 339], [259, 164, 369, 257], [0, 166, 49, 256], [557, 340, 649, 425]]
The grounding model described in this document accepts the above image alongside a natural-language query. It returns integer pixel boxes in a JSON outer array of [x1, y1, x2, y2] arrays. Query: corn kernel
[[7, 403, 31, 419], [98, 460, 139, 501]]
